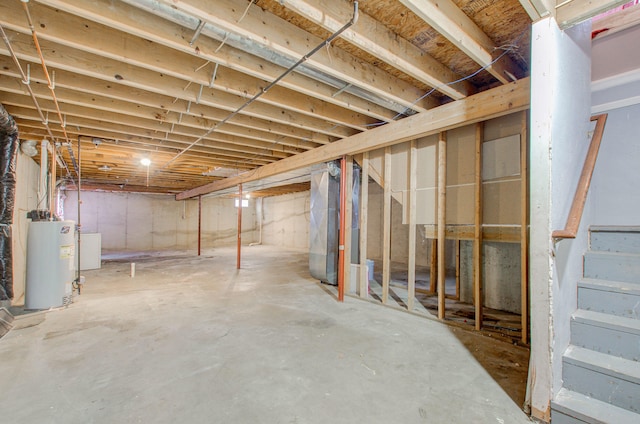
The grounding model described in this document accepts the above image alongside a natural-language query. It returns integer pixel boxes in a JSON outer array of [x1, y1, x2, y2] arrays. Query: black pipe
[[0, 104, 19, 301]]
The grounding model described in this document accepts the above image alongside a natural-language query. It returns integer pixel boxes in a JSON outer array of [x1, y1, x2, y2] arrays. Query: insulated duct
[[0, 104, 19, 301]]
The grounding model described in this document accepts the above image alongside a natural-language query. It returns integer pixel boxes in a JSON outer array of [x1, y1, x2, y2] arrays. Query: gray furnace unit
[[309, 162, 360, 285]]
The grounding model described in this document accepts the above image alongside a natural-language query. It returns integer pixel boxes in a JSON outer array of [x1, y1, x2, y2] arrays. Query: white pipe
[[250, 197, 263, 246], [39, 139, 49, 212]]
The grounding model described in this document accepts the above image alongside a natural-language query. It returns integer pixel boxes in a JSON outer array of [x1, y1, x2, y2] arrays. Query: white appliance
[[25, 220, 76, 309]]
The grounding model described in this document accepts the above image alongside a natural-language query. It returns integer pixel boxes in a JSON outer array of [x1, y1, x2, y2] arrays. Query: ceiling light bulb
[[140, 158, 151, 166], [245, 194, 250, 199]]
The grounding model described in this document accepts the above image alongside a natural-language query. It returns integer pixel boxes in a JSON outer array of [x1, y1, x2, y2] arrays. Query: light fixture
[[245, 193, 250, 199], [140, 157, 151, 187], [98, 165, 112, 171]]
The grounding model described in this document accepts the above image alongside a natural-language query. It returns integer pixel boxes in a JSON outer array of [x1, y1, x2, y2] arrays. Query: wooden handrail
[[552, 114, 608, 239]]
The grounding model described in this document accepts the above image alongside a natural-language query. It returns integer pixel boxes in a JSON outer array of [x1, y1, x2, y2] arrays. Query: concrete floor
[[0, 246, 531, 423]]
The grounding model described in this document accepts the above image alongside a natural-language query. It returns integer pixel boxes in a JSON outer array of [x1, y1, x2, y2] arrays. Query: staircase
[[551, 227, 640, 423]]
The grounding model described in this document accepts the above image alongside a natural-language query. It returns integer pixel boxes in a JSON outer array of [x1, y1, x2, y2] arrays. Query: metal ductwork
[[309, 161, 360, 285], [0, 104, 19, 301]]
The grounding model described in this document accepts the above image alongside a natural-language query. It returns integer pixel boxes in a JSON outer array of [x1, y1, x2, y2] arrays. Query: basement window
[[235, 199, 249, 208]]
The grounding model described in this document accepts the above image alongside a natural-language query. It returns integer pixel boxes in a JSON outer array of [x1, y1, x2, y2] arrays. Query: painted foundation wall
[[529, 17, 592, 422], [10, 152, 41, 305], [590, 24, 640, 225], [261, 191, 310, 251], [63, 191, 256, 251]]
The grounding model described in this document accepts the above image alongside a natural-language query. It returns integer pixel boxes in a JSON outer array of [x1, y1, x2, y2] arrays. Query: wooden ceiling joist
[[278, 0, 474, 100], [399, 0, 523, 84], [154, 0, 437, 113], [36, 0, 416, 120]]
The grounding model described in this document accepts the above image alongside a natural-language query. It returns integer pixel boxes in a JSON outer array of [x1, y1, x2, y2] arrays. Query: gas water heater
[[25, 220, 76, 309]]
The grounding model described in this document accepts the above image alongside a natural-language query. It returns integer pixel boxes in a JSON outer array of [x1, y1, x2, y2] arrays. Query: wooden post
[[237, 183, 242, 269], [198, 195, 202, 256], [408, 140, 417, 311], [344, 156, 354, 296], [382, 146, 392, 304], [437, 132, 447, 320], [455, 239, 461, 300], [474, 123, 484, 330], [520, 110, 529, 344], [430, 239, 437, 293], [359, 152, 369, 298]]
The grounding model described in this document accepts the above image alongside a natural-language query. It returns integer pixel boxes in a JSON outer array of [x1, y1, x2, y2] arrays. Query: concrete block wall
[[261, 191, 310, 251], [63, 191, 256, 251]]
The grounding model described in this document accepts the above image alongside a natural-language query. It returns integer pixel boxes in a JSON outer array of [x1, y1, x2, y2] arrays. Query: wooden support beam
[[359, 152, 369, 298], [400, 0, 522, 84], [518, 0, 555, 21], [557, 0, 629, 29], [520, 110, 529, 344], [430, 239, 437, 293], [382, 147, 392, 305], [474, 123, 484, 330], [344, 156, 354, 297], [408, 140, 417, 311], [177, 78, 530, 200], [437, 132, 447, 320]]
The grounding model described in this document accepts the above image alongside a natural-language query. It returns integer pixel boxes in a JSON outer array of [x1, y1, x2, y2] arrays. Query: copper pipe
[[337, 156, 347, 302]]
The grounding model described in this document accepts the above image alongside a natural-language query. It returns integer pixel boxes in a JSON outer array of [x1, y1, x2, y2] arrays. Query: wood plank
[[520, 110, 529, 344], [557, 0, 629, 29], [382, 146, 392, 305], [592, 4, 640, 40], [155, 0, 435, 113], [359, 152, 369, 298], [279, 0, 473, 100], [400, 0, 522, 84], [430, 239, 437, 293], [474, 122, 484, 330], [37, 0, 401, 122], [408, 139, 417, 311], [177, 78, 530, 199], [437, 131, 447, 320], [422, 224, 522, 242], [518, 0, 554, 21]]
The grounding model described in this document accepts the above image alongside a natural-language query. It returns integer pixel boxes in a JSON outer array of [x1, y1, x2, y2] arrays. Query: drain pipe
[[249, 197, 263, 246], [162, 1, 359, 168], [74, 136, 82, 294], [0, 104, 19, 302]]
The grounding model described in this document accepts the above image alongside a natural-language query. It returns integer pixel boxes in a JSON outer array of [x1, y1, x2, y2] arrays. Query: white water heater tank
[[25, 220, 76, 310]]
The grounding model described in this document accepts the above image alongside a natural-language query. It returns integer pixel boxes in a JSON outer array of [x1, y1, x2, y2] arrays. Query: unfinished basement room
[[1, 0, 639, 423]]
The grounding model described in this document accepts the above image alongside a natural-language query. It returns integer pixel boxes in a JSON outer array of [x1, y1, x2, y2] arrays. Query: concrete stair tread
[[565, 345, 640, 384], [579, 278, 640, 294], [552, 388, 640, 424], [573, 309, 640, 333], [591, 226, 640, 233]]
